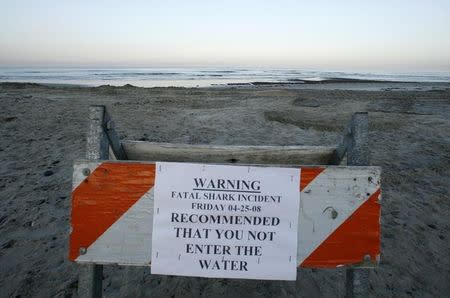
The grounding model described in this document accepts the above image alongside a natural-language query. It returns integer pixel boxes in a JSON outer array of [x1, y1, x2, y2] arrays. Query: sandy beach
[[0, 82, 449, 297]]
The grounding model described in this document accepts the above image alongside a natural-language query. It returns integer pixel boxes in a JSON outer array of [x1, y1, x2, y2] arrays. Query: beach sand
[[0, 82, 449, 297]]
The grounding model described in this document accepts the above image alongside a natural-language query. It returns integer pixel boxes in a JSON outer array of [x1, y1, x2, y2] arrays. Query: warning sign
[[151, 162, 301, 280], [70, 161, 381, 270]]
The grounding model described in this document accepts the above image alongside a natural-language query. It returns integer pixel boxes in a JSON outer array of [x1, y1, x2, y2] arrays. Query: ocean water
[[0, 67, 449, 87]]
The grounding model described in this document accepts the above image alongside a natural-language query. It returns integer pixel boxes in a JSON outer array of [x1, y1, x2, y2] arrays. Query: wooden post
[[78, 265, 103, 298], [103, 108, 128, 160], [347, 112, 369, 166], [86, 105, 109, 161], [78, 106, 108, 298], [345, 112, 371, 298]]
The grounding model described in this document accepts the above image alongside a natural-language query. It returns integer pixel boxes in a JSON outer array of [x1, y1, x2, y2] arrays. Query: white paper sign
[[151, 162, 300, 280]]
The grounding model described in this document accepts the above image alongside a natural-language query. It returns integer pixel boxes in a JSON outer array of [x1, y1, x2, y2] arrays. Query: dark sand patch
[[292, 97, 321, 107], [0, 116, 17, 123], [264, 111, 344, 131]]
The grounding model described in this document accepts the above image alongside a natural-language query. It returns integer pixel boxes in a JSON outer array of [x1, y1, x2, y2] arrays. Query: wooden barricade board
[[69, 161, 381, 272]]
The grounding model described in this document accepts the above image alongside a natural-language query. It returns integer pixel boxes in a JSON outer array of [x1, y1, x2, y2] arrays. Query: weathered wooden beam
[[330, 122, 352, 165], [86, 106, 109, 161], [346, 112, 371, 298], [78, 264, 103, 298], [122, 141, 337, 165], [103, 108, 128, 160], [346, 268, 370, 298], [347, 112, 369, 166], [78, 105, 107, 298]]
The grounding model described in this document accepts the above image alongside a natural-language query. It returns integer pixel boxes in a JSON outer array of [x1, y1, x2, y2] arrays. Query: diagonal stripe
[[69, 162, 155, 261], [76, 188, 155, 265], [72, 162, 102, 190], [300, 167, 325, 190], [301, 188, 381, 268]]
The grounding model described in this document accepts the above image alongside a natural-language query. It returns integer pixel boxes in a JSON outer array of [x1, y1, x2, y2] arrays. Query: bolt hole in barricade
[[70, 106, 380, 297]]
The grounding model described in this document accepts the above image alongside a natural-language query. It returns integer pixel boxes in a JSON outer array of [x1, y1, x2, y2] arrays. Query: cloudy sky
[[1, 0, 449, 71]]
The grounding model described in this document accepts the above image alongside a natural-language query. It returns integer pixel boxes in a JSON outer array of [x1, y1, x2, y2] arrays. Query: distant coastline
[[1, 68, 449, 88], [226, 77, 407, 86], [1, 80, 449, 93]]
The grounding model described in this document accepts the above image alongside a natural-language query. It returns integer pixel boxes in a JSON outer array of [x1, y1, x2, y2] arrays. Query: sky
[[1, 0, 450, 71]]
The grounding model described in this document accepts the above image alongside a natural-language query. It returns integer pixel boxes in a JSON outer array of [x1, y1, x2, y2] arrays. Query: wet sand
[[0, 82, 449, 297]]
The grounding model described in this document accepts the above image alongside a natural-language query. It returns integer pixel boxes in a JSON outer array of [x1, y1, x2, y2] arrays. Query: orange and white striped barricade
[[73, 106, 377, 297], [70, 161, 380, 271]]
